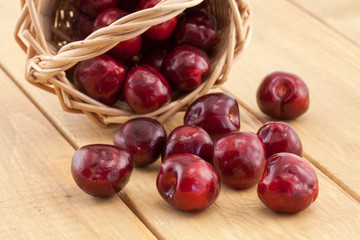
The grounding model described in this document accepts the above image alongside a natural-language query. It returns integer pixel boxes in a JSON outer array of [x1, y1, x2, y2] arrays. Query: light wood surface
[[1, 0, 360, 239]]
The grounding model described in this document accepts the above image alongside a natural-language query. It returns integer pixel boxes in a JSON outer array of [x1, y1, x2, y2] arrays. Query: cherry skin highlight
[[172, 10, 218, 51], [71, 144, 133, 197], [93, 8, 142, 60], [213, 132, 267, 189], [257, 121, 302, 159], [162, 125, 213, 164], [113, 117, 167, 167], [157, 153, 220, 212], [257, 152, 319, 213], [184, 92, 240, 139], [74, 54, 127, 106], [162, 45, 210, 92], [124, 65, 171, 114], [257, 71, 309, 119]]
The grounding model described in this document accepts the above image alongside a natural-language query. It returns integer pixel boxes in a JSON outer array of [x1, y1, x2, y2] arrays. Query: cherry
[[74, 54, 127, 106], [213, 132, 266, 189], [72, 0, 119, 18], [257, 121, 302, 159], [257, 153, 319, 213], [124, 65, 171, 114], [72, 10, 94, 38], [257, 71, 310, 119], [162, 45, 210, 92], [136, 0, 178, 41], [113, 117, 167, 167], [157, 153, 220, 212], [162, 125, 213, 164], [93, 8, 142, 60], [184, 92, 240, 139], [141, 47, 169, 71], [117, 0, 140, 12], [71, 144, 133, 197], [172, 10, 218, 51]]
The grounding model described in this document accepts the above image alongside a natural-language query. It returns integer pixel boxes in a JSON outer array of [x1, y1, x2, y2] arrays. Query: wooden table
[[1, 1, 360, 239]]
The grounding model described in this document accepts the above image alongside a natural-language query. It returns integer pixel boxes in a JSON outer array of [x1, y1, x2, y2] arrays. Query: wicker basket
[[14, 0, 252, 128]]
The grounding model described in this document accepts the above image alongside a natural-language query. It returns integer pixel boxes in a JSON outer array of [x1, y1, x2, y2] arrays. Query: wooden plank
[[222, 0, 360, 201], [288, 0, 360, 45], [0, 69, 156, 240], [2, 1, 360, 239]]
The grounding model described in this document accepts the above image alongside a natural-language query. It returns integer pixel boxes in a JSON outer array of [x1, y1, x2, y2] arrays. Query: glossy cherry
[[72, 0, 119, 18], [162, 45, 210, 92], [113, 117, 167, 167], [157, 153, 220, 212], [162, 125, 213, 164], [93, 8, 142, 60], [257, 152, 319, 213], [184, 92, 240, 139], [141, 47, 169, 71], [257, 71, 310, 119], [213, 132, 266, 189], [74, 54, 127, 106], [71, 144, 133, 197], [137, 0, 178, 41], [257, 121, 302, 159], [172, 10, 218, 51], [124, 65, 171, 114]]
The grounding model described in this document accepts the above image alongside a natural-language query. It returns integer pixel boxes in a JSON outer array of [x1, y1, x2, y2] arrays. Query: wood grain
[[0, 69, 156, 240], [222, 0, 360, 201], [288, 0, 360, 45]]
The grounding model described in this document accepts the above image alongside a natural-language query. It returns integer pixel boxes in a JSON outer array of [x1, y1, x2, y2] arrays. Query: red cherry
[[74, 54, 127, 106], [257, 121, 302, 159], [162, 45, 210, 92], [213, 132, 266, 189], [71, 144, 133, 197], [72, 10, 94, 38], [172, 10, 218, 51], [162, 125, 213, 164], [72, 0, 119, 18], [113, 117, 167, 167], [157, 153, 220, 212], [124, 65, 171, 114], [93, 8, 142, 60], [184, 92, 240, 139], [257, 153, 319, 213], [141, 47, 169, 71], [257, 71, 310, 119], [136, 0, 178, 41]]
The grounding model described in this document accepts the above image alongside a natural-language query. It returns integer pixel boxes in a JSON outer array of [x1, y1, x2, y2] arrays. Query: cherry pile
[[69, 0, 218, 113]]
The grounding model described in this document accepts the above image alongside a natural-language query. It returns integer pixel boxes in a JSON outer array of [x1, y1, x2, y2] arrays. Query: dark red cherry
[[172, 10, 218, 51], [162, 125, 213, 164], [257, 121, 302, 159], [71, 144, 133, 197], [162, 45, 210, 92], [257, 153, 319, 213], [184, 92, 240, 139], [93, 8, 142, 60], [124, 65, 171, 114], [72, 10, 94, 38], [117, 0, 140, 12], [136, 0, 178, 41], [74, 54, 127, 106], [157, 153, 220, 212], [141, 47, 169, 71], [72, 0, 119, 18], [257, 71, 310, 119]]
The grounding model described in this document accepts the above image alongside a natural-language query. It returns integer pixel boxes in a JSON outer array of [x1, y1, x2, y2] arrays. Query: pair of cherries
[[71, 0, 218, 114], [72, 89, 318, 214]]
